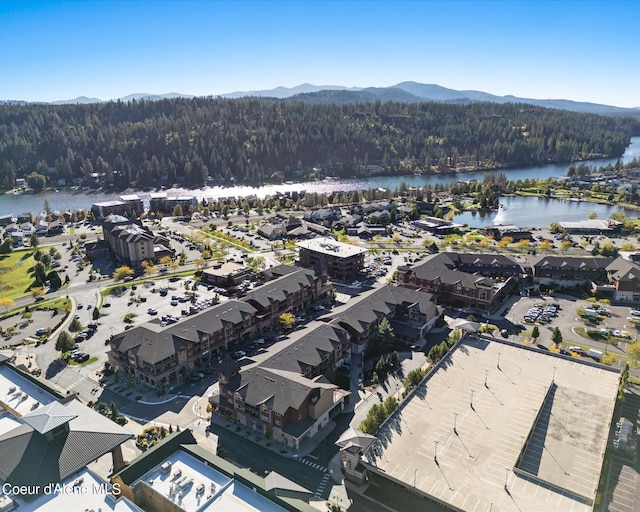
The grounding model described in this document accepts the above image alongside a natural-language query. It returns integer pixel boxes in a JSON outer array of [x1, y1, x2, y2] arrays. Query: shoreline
[[0, 154, 624, 199]]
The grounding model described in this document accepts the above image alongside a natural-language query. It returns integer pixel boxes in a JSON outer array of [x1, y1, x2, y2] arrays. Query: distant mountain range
[[222, 82, 640, 116], [3, 82, 639, 116]]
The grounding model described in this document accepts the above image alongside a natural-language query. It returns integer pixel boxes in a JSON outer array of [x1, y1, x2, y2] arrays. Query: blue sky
[[1, 0, 638, 107]]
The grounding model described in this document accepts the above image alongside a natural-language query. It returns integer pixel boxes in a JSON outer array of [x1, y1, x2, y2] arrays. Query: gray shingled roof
[[260, 264, 301, 280], [606, 258, 640, 282], [226, 367, 335, 415], [528, 255, 615, 271], [246, 268, 316, 309], [324, 285, 435, 335], [0, 397, 132, 491], [406, 253, 495, 289], [260, 323, 348, 374], [112, 300, 258, 364]]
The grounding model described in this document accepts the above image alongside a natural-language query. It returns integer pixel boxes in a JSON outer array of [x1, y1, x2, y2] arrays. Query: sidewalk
[[208, 409, 339, 459], [98, 372, 184, 405]]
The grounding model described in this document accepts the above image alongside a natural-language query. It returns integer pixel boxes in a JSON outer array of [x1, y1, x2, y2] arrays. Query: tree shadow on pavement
[[45, 358, 67, 379]]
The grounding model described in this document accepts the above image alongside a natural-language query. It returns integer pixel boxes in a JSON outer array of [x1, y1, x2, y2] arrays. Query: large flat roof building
[[296, 237, 366, 280], [112, 429, 316, 512], [362, 337, 620, 512]]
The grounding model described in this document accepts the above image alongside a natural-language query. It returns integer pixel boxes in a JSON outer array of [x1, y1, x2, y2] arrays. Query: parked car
[[76, 353, 90, 363]]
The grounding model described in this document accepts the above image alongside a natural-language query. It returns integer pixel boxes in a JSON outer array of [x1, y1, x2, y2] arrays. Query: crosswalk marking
[[298, 457, 329, 473], [66, 376, 84, 391], [314, 473, 331, 497]]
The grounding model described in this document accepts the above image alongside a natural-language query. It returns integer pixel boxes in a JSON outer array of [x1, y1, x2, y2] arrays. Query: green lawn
[[0, 250, 38, 299], [69, 356, 99, 366]]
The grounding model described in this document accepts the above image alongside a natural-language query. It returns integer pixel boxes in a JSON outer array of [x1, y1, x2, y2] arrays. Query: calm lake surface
[[1, 136, 639, 228], [456, 196, 630, 228]]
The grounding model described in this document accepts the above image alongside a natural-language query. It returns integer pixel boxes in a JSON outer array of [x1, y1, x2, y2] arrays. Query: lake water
[[1, 136, 639, 228], [455, 196, 629, 228]]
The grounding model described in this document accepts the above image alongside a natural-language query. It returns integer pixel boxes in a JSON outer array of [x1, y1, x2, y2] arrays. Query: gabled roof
[[0, 397, 132, 490], [606, 258, 640, 282], [527, 255, 615, 271], [111, 300, 258, 364], [324, 285, 435, 335], [245, 268, 317, 309], [405, 253, 500, 290], [260, 264, 305, 281], [260, 323, 348, 373], [225, 367, 335, 415]]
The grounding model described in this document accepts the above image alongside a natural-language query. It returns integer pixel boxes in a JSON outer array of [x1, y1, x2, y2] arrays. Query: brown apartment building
[[213, 323, 351, 449], [397, 252, 519, 311], [108, 266, 326, 390]]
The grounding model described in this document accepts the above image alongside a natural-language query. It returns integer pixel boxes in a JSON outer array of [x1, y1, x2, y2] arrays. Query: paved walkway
[[208, 408, 339, 460]]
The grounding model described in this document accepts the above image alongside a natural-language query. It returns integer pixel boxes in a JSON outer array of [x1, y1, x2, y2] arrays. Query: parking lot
[[505, 294, 637, 361], [101, 277, 230, 332]]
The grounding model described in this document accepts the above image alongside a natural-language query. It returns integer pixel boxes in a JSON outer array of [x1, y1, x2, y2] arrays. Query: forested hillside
[[0, 97, 638, 190]]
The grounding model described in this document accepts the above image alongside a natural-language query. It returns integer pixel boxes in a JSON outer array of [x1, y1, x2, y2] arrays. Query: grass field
[[0, 250, 38, 300]]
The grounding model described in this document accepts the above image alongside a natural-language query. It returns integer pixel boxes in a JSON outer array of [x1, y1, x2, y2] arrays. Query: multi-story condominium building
[[439, 252, 525, 278], [259, 322, 351, 379], [109, 300, 258, 389], [397, 253, 517, 311], [102, 215, 173, 266], [149, 192, 198, 214], [108, 266, 326, 389], [206, 300, 351, 450], [526, 255, 614, 288], [604, 258, 640, 302], [244, 266, 328, 331], [322, 285, 438, 352], [91, 195, 143, 220], [296, 237, 366, 280]]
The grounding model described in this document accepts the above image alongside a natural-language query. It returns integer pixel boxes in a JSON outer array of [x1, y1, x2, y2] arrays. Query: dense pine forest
[[1, 97, 639, 190]]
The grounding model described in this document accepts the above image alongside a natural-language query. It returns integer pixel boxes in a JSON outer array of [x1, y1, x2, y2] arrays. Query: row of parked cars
[[69, 350, 90, 363], [523, 303, 560, 323]]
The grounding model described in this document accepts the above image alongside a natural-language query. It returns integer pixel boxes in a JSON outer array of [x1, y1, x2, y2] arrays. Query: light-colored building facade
[[296, 237, 366, 280]]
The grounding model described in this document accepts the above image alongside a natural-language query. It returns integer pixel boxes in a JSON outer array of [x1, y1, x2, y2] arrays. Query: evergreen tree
[[377, 317, 395, 351], [531, 325, 540, 340], [55, 331, 74, 353]]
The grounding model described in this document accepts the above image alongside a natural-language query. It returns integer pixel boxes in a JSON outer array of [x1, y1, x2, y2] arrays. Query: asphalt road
[[210, 423, 329, 496]]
